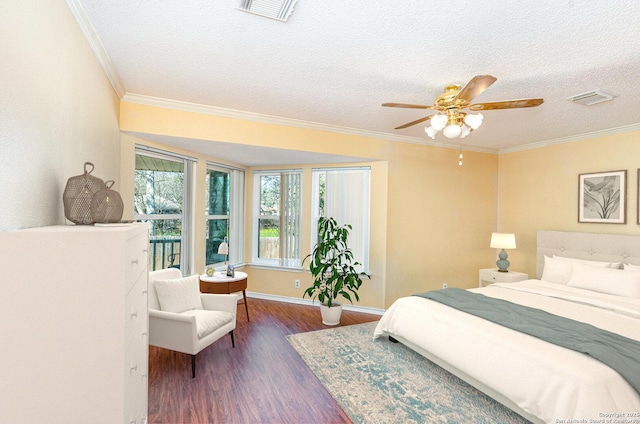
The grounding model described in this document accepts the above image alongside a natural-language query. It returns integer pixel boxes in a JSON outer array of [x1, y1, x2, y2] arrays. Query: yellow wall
[[498, 131, 640, 278], [383, 142, 498, 302], [119, 101, 498, 308]]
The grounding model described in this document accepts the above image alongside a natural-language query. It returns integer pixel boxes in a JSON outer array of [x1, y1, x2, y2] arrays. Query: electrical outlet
[[442, 283, 448, 289], [295, 279, 301, 289]]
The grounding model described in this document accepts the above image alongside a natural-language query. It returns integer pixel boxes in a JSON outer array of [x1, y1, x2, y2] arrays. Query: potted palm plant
[[302, 217, 370, 325]]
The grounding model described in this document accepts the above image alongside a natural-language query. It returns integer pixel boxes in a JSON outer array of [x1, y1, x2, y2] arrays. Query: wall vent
[[567, 90, 615, 106], [238, 0, 298, 22]]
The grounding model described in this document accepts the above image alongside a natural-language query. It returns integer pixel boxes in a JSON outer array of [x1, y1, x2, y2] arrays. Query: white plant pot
[[320, 302, 343, 326]]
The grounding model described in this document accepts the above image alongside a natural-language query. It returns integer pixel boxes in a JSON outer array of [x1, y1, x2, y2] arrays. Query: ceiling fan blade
[[382, 102, 436, 110], [454, 75, 497, 103], [469, 98, 544, 111], [394, 115, 433, 129]]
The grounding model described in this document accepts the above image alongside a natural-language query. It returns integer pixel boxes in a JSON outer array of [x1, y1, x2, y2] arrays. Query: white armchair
[[148, 268, 237, 378]]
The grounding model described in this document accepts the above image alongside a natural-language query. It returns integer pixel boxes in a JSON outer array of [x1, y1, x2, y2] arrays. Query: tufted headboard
[[536, 230, 640, 279]]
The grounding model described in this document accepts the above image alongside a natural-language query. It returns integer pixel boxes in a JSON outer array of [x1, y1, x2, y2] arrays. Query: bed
[[373, 230, 640, 423]]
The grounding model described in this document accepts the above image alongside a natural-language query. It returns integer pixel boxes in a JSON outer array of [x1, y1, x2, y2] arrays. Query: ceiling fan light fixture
[[384, 75, 543, 141], [443, 124, 462, 139], [463, 113, 483, 130], [431, 114, 447, 131], [425, 126, 438, 139]]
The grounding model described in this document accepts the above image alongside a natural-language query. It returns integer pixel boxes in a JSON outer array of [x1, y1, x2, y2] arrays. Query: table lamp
[[218, 237, 229, 264], [490, 233, 516, 272]]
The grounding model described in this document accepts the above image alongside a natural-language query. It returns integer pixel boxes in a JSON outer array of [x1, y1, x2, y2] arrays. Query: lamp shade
[[431, 114, 447, 131], [443, 124, 462, 138], [490, 233, 516, 249], [425, 126, 438, 139], [463, 113, 483, 130], [217, 240, 229, 255]]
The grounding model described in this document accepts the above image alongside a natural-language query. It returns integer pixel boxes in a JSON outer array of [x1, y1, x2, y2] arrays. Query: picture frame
[[226, 264, 235, 278], [578, 170, 626, 224]]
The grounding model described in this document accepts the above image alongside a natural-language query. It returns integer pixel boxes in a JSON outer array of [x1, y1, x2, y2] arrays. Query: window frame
[[252, 169, 302, 269], [133, 146, 195, 274], [205, 162, 245, 268]]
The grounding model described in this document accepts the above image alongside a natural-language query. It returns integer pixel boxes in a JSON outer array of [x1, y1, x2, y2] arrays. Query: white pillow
[[553, 255, 621, 269], [154, 274, 204, 313], [541, 256, 573, 284], [567, 262, 640, 298], [624, 263, 640, 271]]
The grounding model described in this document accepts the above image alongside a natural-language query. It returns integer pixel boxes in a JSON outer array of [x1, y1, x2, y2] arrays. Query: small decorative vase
[[320, 302, 343, 326], [63, 162, 106, 225], [91, 180, 124, 224]]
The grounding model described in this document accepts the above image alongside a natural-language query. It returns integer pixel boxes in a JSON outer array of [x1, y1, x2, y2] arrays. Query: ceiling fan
[[382, 75, 543, 139]]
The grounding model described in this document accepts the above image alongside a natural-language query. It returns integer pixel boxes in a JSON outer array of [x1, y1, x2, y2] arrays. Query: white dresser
[[0, 224, 149, 424]]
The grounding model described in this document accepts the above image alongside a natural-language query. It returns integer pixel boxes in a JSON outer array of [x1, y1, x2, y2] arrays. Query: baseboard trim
[[246, 291, 385, 316]]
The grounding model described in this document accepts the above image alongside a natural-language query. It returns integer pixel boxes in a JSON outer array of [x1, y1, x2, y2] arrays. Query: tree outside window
[[254, 171, 301, 267], [134, 153, 185, 271]]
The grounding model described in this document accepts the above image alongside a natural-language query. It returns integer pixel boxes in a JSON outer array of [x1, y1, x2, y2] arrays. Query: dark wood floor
[[148, 298, 380, 423]]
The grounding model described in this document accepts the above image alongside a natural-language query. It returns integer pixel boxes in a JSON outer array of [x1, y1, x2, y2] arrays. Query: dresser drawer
[[125, 274, 148, 346], [126, 231, 148, 293]]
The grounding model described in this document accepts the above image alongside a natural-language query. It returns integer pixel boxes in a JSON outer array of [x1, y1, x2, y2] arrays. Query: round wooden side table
[[199, 271, 250, 321]]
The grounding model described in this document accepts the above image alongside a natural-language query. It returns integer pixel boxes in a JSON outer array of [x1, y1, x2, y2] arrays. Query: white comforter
[[373, 280, 640, 423]]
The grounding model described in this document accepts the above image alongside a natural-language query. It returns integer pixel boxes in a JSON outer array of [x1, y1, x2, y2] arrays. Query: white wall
[[0, 0, 121, 231]]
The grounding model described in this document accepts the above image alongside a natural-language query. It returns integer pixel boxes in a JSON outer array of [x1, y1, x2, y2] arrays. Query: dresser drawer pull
[[131, 259, 139, 265], [130, 312, 138, 319], [130, 364, 138, 373]]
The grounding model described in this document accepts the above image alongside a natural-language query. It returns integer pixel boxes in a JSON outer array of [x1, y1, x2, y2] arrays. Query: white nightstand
[[479, 268, 528, 287]]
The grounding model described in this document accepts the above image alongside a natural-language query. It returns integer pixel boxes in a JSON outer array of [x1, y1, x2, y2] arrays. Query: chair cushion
[[154, 274, 204, 313], [181, 310, 234, 338]]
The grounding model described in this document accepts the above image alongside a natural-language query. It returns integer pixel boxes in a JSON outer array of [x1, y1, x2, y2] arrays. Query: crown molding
[[499, 123, 640, 154], [122, 93, 497, 154], [65, 0, 125, 98]]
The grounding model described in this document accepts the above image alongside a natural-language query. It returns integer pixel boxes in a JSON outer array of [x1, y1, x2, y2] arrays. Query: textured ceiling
[[73, 0, 640, 165]]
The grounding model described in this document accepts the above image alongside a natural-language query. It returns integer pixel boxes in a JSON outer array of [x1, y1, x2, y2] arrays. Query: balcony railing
[[148, 236, 281, 271], [149, 236, 181, 271]]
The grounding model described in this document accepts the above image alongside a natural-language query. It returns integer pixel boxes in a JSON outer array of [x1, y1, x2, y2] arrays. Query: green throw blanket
[[415, 288, 640, 394]]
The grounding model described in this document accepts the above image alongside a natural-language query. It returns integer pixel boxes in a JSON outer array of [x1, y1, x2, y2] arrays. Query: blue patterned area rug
[[287, 322, 531, 424]]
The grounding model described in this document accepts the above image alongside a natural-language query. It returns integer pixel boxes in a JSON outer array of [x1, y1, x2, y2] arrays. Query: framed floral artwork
[[578, 170, 626, 224]]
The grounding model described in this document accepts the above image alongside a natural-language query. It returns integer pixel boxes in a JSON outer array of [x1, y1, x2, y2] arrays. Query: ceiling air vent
[[567, 90, 615, 106], [238, 0, 298, 22]]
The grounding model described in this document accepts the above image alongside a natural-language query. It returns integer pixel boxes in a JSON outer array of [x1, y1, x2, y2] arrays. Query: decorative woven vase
[[91, 180, 124, 224], [62, 162, 106, 225]]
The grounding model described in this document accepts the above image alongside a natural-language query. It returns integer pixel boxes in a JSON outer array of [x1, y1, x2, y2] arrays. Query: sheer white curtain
[[229, 168, 245, 264], [280, 171, 301, 267], [312, 167, 370, 272]]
